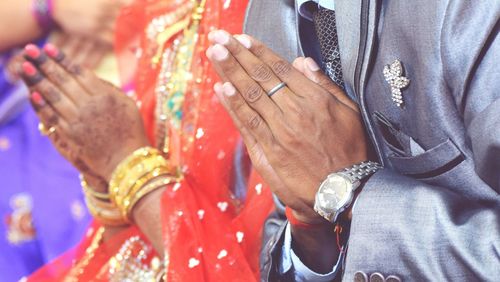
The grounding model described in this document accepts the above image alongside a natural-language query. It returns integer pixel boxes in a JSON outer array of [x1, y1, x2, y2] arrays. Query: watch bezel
[[314, 173, 360, 223]]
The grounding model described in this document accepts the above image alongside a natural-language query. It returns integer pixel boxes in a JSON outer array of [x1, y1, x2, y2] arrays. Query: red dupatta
[[28, 0, 274, 281]]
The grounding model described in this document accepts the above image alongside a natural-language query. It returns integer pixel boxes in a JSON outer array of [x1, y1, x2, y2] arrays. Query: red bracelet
[[285, 207, 326, 229]]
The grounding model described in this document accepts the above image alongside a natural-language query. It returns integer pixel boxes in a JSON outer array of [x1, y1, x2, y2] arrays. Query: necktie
[[313, 7, 345, 89]]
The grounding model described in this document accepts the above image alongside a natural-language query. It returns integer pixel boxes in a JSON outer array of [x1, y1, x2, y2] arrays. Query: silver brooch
[[383, 60, 410, 107]]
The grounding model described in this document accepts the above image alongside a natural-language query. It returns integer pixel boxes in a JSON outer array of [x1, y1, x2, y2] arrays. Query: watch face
[[317, 174, 352, 212]]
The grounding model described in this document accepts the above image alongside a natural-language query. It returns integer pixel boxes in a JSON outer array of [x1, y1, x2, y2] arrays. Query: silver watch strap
[[340, 161, 383, 182]]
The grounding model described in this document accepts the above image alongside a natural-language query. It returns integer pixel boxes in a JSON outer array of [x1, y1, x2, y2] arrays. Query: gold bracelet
[[80, 175, 110, 201], [113, 155, 169, 207], [109, 147, 163, 197], [82, 179, 129, 226], [85, 196, 129, 226], [126, 175, 177, 218], [108, 146, 181, 220], [116, 166, 171, 218]]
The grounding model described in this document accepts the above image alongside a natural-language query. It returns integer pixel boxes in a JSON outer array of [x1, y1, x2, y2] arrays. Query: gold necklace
[[63, 227, 105, 282], [154, 0, 207, 156]]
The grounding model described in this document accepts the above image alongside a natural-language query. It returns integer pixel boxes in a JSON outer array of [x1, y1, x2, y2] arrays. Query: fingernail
[[22, 62, 37, 76], [21, 62, 43, 85], [211, 44, 229, 61], [235, 34, 252, 49], [213, 30, 230, 45], [305, 58, 320, 71], [222, 82, 236, 96], [205, 46, 213, 59], [43, 43, 65, 62], [24, 44, 47, 64], [292, 57, 303, 69], [30, 91, 46, 107], [208, 30, 216, 42], [213, 82, 223, 93]]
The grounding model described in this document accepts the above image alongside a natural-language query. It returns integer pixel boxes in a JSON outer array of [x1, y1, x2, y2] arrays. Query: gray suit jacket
[[244, 0, 500, 281]]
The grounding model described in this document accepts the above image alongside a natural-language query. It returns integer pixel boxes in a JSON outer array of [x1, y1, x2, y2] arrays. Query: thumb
[[302, 57, 359, 112]]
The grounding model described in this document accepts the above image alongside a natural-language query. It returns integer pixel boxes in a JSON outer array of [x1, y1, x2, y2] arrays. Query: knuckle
[[252, 44, 266, 57], [269, 143, 286, 162], [44, 86, 62, 103], [230, 97, 247, 113], [317, 75, 332, 87], [243, 83, 264, 102], [281, 128, 297, 145], [46, 113, 59, 125], [43, 64, 65, 83], [249, 63, 272, 82], [247, 114, 263, 129], [68, 64, 83, 76], [221, 57, 239, 73], [271, 60, 292, 77], [229, 41, 244, 56]]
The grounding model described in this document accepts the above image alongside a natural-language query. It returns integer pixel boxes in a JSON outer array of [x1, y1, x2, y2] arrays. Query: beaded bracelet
[[32, 0, 55, 32]]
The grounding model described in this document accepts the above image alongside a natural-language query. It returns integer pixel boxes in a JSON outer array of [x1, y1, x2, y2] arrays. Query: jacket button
[[354, 271, 368, 282], [369, 272, 385, 282], [386, 275, 402, 282]]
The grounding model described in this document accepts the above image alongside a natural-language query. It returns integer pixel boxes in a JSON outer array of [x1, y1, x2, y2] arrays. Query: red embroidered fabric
[[27, 0, 274, 281]]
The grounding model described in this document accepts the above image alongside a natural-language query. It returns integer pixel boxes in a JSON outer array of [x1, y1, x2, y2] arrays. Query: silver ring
[[267, 82, 286, 97]]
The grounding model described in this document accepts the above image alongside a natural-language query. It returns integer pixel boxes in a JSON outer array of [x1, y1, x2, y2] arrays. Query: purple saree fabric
[[0, 53, 91, 281]]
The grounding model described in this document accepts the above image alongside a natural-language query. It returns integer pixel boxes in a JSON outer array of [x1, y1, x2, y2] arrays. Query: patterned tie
[[313, 7, 345, 89]]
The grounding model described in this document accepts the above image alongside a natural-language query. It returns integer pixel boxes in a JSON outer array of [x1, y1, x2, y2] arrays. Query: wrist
[[104, 140, 150, 182], [286, 207, 330, 228]]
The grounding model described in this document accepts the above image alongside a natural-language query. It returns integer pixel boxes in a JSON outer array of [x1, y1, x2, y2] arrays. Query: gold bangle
[[113, 155, 169, 207], [108, 146, 181, 220], [84, 194, 129, 225], [82, 179, 129, 226], [126, 175, 177, 218], [117, 166, 171, 218], [80, 175, 110, 201], [109, 147, 163, 197]]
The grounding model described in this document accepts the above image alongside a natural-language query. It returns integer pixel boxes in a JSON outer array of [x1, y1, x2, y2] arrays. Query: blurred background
[[0, 0, 128, 280]]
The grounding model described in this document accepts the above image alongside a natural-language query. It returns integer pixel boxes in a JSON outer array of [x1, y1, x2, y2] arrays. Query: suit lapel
[[243, 0, 301, 63], [358, 0, 381, 99], [334, 0, 380, 100]]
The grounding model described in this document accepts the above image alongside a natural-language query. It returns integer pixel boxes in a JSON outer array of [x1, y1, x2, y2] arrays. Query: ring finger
[[209, 30, 292, 101]]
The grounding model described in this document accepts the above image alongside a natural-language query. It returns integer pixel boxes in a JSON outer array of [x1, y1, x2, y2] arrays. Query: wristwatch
[[313, 161, 382, 223]]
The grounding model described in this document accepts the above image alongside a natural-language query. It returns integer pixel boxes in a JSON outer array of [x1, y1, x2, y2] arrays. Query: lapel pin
[[383, 60, 410, 107]]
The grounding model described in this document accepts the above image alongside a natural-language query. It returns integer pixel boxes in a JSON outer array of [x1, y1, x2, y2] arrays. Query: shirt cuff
[[280, 223, 343, 282]]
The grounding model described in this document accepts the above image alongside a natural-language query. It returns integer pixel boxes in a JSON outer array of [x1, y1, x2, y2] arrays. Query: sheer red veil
[[28, 0, 273, 281]]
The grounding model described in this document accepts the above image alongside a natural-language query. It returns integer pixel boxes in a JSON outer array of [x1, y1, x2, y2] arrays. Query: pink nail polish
[[24, 44, 41, 59], [43, 43, 59, 57], [22, 62, 37, 76], [31, 91, 45, 106]]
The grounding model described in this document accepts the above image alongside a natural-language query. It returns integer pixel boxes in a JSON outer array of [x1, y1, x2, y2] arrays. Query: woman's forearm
[[0, 0, 43, 51], [131, 188, 165, 257]]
